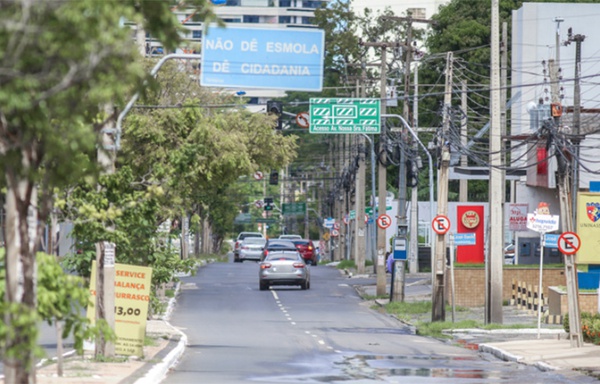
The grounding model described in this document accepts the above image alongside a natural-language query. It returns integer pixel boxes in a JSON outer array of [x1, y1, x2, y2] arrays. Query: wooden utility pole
[[432, 52, 453, 322], [487, 0, 503, 324]]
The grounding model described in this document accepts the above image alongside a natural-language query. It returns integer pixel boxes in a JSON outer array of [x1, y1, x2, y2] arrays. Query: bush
[[564, 312, 600, 345]]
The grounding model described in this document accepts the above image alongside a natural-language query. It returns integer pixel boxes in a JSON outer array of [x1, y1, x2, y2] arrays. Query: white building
[[511, 3, 600, 248], [351, 0, 448, 20]]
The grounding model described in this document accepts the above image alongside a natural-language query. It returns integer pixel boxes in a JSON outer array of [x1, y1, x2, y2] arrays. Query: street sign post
[[558, 232, 581, 255], [393, 237, 407, 261], [453, 233, 476, 246], [376, 214, 392, 230], [432, 215, 451, 235], [309, 98, 380, 134]]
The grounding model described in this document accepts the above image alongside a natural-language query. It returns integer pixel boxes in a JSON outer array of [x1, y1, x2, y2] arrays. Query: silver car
[[238, 237, 266, 262], [259, 251, 310, 291]]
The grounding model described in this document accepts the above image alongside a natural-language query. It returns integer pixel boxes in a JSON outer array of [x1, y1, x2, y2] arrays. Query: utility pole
[[96, 106, 116, 357], [487, 0, 503, 324], [563, 28, 585, 348], [360, 41, 397, 294], [355, 132, 367, 274], [460, 81, 468, 202], [380, 14, 436, 282], [409, 64, 419, 274], [432, 52, 452, 322]]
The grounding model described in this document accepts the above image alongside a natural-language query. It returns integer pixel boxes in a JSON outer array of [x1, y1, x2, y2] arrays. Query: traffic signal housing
[[266, 100, 283, 130], [269, 170, 279, 185]]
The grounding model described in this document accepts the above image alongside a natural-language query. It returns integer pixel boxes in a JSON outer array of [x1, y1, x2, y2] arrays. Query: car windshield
[[240, 233, 263, 240]]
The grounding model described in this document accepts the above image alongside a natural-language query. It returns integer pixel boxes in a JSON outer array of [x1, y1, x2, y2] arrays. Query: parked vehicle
[[278, 234, 302, 240], [237, 237, 266, 262], [259, 251, 310, 291], [234, 232, 264, 262], [260, 239, 297, 260], [291, 239, 317, 266]]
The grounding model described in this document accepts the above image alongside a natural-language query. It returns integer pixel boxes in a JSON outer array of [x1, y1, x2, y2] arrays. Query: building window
[[407, 8, 426, 19], [192, 30, 202, 39], [279, 0, 291, 6], [279, 16, 291, 24], [226, 0, 240, 5], [301, 16, 313, 24], [243, 15, 260, 23], [302, 0, 321, 8]]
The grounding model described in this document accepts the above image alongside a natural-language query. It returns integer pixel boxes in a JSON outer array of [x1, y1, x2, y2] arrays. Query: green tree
[[0, 0, 218, 381]]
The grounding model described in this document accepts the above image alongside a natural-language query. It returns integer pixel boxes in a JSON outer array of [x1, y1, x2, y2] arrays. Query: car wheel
[[312, 260, 317, 266], [259, 282, 268, 291], [300, 281, 308, 290]]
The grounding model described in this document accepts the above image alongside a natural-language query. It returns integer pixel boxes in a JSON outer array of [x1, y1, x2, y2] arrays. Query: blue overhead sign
[[201, 26, 324, 91]]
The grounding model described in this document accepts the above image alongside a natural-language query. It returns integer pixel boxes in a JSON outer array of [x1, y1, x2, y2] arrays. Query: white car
[[278, 234, 302, 240], [234, 232, 265, 262]]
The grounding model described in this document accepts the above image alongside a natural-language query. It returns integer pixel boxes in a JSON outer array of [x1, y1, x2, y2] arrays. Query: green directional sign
[[366, 206, 393, 215], [255, 218, 276, 224], [309, 98, 381, 134], [282, 202, 306, 216]]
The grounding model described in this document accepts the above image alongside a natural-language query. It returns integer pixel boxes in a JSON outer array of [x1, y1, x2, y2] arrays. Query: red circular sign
[[558, 232, 581, 255], [331, 229, 340, 237], [432, 215, 451, 235], [377, 214, 392, 229], [253, 171, 264, 180]]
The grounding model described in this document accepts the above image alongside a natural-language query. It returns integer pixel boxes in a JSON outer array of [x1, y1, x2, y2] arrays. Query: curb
[[133, 322, 188, 384]]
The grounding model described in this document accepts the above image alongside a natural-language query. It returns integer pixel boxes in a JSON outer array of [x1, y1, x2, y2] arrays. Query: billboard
[[577, 192, 600, 264], [201, 26, 324, 91]]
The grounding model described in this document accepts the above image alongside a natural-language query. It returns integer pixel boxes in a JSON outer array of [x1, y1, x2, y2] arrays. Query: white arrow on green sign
[[309, 98, 380, 134]]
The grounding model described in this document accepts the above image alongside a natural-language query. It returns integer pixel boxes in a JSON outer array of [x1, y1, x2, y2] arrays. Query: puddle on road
[[253, 352, 510, 383]]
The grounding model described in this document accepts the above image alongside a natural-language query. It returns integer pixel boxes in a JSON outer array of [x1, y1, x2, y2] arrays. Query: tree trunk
[[3, 178, 38, 384]]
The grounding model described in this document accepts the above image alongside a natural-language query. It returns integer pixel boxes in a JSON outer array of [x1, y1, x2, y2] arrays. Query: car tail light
[[263, 249, 269, 257], [293, 263, 305, 268], [308, 245, 313, 250], [235, 241, 240, 249], [261, 263, 272, 269]]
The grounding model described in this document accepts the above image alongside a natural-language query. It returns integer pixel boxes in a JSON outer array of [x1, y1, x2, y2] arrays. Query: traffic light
[[269, 170, 279, 185], [266, 100, 283, 130]]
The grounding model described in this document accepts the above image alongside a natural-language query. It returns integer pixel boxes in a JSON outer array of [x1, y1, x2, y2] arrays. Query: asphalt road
[[163, 259, 591, 383]]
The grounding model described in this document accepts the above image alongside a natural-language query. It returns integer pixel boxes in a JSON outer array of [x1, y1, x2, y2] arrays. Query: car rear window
[[265, 253, 300, 261], [292, 240, 310, 246]]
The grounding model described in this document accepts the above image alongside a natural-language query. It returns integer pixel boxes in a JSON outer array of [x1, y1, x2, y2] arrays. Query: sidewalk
[[347, 268, 600, 381]]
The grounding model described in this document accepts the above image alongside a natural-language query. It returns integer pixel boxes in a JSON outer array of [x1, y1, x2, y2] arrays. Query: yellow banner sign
[[576, 192, 600, 264], [87, 262, 153, 356]]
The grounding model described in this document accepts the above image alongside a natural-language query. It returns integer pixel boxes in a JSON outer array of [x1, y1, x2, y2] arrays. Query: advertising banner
[[201, 26, 324, 91], [456, 205, 484, 263], [87, 262, 153, 356], [507, 203, 528, 231], [576, 192, 600, 264]]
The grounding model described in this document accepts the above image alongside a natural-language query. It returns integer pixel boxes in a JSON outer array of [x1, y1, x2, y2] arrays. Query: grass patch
[[336, 259, 373, 270], [92, 355, 129, 363], [416, 320, 479, 339], [165, 289, 175, 298], [144, 336, 159, 347]]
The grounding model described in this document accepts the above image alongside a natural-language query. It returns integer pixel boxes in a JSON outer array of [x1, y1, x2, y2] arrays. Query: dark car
[[291, 239, 317, 266], [260, 239, 297, 260]]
